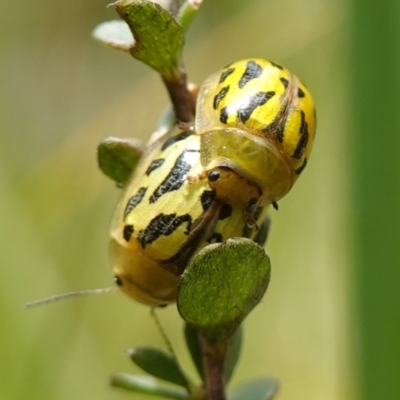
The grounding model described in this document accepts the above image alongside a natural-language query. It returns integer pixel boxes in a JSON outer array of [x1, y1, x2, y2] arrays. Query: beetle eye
[[207, 170, 220, 182], [114, 275, 123, 286]]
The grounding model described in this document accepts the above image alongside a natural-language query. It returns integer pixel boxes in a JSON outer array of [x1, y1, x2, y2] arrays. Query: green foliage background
[[1, 0, 399, 399]]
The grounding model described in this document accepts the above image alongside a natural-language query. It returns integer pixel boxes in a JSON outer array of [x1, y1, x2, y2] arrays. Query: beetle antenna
[[25, 287, 117, 309], [150, 307, 178, 360]]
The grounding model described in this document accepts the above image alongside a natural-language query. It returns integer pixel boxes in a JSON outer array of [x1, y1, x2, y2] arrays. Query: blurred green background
[[1, 0, 399, 399]]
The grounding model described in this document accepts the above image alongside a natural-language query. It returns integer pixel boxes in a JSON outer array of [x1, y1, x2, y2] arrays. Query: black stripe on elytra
[[201, 190, 216, 211], [237, 91, 276, 124], [123, 224, 134, 242], [207, 232, 223, 244], [220, 106, 229, 124], [295, 158, 308, 174], [137, 213, 192, 248], [291, 110, 309, 160], [238, 60, 263, 89], [270, 61, 284, 70], [149, 152, 191, 203], [219, 204, 232, 220], [280, 77, 289, 89], [124, 187, 147, 218], [145, 158, 165, 176], [297, 87, 305, 98], [264, 115, 285, 143], [213, 86, 230, 110], [219, 68, 235, 83], [263, 90, 297, 143], [161, 131, 191, 151]]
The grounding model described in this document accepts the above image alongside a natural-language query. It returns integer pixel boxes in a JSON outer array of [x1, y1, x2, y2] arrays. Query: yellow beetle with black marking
[[195, 58, 316, 208], [110, 127, 265, 307], [109, 58, 315, 307]]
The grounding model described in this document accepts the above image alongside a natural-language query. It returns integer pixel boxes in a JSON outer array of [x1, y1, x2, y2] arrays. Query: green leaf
[[92, 20, 134, 52], [128, 346, 190, 388], [97, 137, 145, 186], [111, 373, 190, 399], [184, 323, 205, 382], [229, 377, 279, 400], [224, 325, 243, 383], [114, 0, 184, 80], [178, 238, 271, 343], [148, 105, 177, 145], [253, 215, 271, 247]]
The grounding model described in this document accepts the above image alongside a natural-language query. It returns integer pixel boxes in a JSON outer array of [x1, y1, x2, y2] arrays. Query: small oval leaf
[[229, 376, 279, 400], [128, 346, 190, 388], [97, 137, 145, 186], [148, 105, 176, 145], [253, 215, 271, 247], [184, 323, 205, 382], [115, 0, 184, 79], [111, 373, 190, 399], [178, 238, 271, 342], [224, 326, 243, 383], [92, 20, 134, 51]]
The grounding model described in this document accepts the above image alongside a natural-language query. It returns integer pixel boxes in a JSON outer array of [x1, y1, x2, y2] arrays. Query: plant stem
[[163, 67, 195, 123], [178, 0, 203, 32], [198, 334, 227, 400]]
